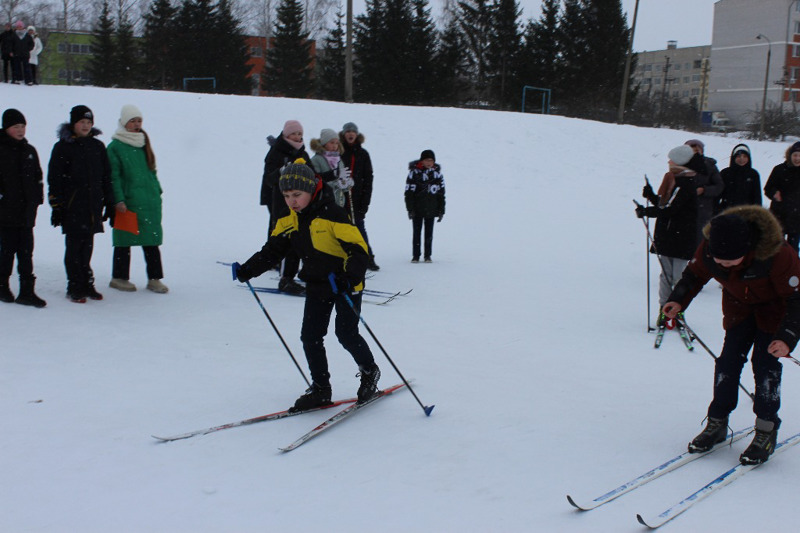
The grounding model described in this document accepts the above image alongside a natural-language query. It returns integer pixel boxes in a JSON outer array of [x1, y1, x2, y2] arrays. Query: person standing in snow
[[260, 120, 312, 295], [662, 206, 800, 465], [47, 105, 115, 303], [685, 139, 724, 246], [1, 23, 13, 83], [340, 122, 379, 271], [716, 143, 762, 214], [309, 128, 352, 209], [27, 27, 42, 85], [10, 20, 33, 85], [636, 145, 698, 327], [107, 105, 168, 294], [233, 160, 381, 411], [405, 149, 445, 263], [764, 142, 800, 252], [0, 108, 46, 307]]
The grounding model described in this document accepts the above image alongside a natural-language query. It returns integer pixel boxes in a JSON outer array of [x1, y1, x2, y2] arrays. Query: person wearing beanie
[[663, 205, 800, 465], [260, 120, 312, 295], [636, 146, 700, 329], [405, 149, 446, 262], [764, 142, 800, 251], [107, 104, 168, 294], [0, 108, 46, 307], [47, 105, 115, 303], [717, 143, 762, 213], [9, 20, 33, 85], [232, 157, 381, 411], [27, 27, 41, 85], [309, 128, 352, 210], [683, 138, 724, 246], [339, 121, 379, 270]]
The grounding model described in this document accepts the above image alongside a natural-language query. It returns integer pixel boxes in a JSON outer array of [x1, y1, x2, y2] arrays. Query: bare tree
[[1, 0, 27, 23]]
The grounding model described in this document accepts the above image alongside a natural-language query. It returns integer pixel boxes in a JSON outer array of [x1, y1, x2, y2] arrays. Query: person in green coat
[[107, 105, 168, 293]]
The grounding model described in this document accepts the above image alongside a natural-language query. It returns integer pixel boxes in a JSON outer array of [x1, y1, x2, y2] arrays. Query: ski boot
[[289, 383, 333, 413], [740, 418, 778, 465], [688, 416, 729, 453], [357, 364, 381, 404]]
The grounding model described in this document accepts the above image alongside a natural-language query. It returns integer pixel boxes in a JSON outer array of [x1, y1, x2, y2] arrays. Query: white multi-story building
[[632, 42, 711, 109], [709, 0, 800, 126]]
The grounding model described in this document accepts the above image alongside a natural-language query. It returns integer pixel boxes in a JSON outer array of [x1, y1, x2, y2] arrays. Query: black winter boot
[[66, 281, 87, 303], [357, 364, 381, 403], [0, 279, 14, 303], [688, 416, 729, 453], [740, 418, 778, 465], [15, 276, 46, 308], [289, 383, 333, 413], [85, 278, 103, 300]]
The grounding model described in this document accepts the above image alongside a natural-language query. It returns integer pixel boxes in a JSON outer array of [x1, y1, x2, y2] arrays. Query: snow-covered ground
[[2, 84, 798, 532]]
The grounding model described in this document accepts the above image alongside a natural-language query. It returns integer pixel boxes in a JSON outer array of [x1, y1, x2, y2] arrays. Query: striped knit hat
[[279, 158, 317, 193]]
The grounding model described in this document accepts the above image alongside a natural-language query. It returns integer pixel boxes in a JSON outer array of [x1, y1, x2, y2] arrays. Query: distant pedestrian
[[309, 128, 352, 209], [685, 139, 724, 245], [717, 143, 762, 212], [764, 141, 800, 251], [405, 149, 446, 263], [1, 23, 13, 83], [27, 27, 42, 85], [10, 20, 32, 85], [340, 122, 379, 270]]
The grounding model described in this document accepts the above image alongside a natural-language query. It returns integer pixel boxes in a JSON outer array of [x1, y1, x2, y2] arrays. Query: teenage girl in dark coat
[[764, 142, 800, 251], [718, 143, 762, 213]]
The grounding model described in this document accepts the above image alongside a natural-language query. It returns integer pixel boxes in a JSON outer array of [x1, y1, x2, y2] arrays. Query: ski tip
[[566, 495, 584, 510], [424, 405, 435, 417], [636, 514, 657, 529]]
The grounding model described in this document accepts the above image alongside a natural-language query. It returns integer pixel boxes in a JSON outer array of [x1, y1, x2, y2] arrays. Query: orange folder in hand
[[114, 210, 139, 235]]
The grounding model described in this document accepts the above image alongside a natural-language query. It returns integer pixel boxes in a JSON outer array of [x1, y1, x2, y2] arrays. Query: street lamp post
[[757, 34, 772, 141]]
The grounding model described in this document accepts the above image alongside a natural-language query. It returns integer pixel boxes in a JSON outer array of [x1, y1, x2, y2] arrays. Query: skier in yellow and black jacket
[[233, 159, 381, 412]]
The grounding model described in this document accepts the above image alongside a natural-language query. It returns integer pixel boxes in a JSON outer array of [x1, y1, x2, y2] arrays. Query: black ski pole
[[644, 176, 655, 332], [677, 317, 755, 401], [329, 274, 434, 416], [232, 264, 311, 387]]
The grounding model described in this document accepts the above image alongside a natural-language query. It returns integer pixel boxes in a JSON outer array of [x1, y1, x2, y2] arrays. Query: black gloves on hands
[[408, 212, 414, 220], [232, 262, 254, 283], [437, 215, 444, 222], [642, 183, 659, 205], [50, 208, 63, 227], [635, 204, 646, 219]]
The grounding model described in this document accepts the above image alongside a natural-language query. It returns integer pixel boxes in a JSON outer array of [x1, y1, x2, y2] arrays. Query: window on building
[[794, 45, 800, 57], [795, 21, 800, 34], [644, 64, 652, 72], [251, 47, 262, 57], [683, 90, 689, 97], [692, 74, 701, 82], [674, 63, 681, 70], [683, 76, 690, 83], [691, 88, 699, 96], [673, 90, 680, 97], [791, 67, 800, 84], [654, 78, 661, 86], [693, 60, 702, 69]]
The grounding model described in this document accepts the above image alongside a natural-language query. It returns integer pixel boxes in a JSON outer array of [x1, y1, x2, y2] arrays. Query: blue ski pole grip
[[328, 272, 339, 294], [231, 262, 241, 281]]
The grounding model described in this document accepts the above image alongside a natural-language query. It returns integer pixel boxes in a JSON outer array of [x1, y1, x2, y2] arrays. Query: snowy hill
[[2, 84, 798, 532]]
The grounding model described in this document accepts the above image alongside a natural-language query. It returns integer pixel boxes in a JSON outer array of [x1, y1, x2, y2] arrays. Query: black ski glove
[[642, 183, 659, 204], [232, 262, 254, 283]]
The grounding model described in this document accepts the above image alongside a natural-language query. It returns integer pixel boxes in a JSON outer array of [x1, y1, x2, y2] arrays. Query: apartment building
[[632, 41, 711, 109]]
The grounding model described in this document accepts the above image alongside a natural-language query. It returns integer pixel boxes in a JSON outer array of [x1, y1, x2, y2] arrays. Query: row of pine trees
[[88, 0, 633, 121]]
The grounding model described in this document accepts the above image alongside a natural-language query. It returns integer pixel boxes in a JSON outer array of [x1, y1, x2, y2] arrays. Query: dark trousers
[[29, 63, 36, 84], [0, 227, 34, 279], [355, 217, 374, 256], [280, 249, 300, 279], [707, 315, 783, 427], [2, 56, 10, 82], [11, 56, 30, 83], [113, 246, 164, 280], [412, 216, 435, 259], [64, 233, 95, 288], [300, 291, 375, 386]]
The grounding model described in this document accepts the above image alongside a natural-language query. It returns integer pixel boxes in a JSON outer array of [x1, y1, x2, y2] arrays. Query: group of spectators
[[1, 21, 43, 86]]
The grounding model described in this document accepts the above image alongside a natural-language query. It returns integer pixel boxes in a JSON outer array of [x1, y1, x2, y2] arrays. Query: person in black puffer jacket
[[0, 108, 46, 306], [764, 141, 800, 251], [260, 120, 313, 295], [405, 149, 446, 263], [47, 105, 115, 302], [340, 122, 379, 270], [717, 143, 762, 213]]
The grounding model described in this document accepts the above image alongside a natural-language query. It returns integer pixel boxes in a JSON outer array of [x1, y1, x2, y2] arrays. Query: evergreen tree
[[406, 0, 438, 105], [432, 5, 467, 106], [174, 0, 219, 92], [263, 0, 314, 97], [316, 6, 346, 101], [487, 0, 522, 109], [456, 0, 493, 104], [519, 0, 559, 110], [115, 13, 140, 88], [212, 0, 253, 94], [88, 0, 116, 87], [353, 0, 386, 102], [143, 0, 178, 89]]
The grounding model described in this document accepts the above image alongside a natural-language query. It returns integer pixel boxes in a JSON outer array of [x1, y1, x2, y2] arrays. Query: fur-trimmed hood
[[56, 122, 102, 142], [309, 137, 344, 155], [703, 205, 784, 261], [339, 131, 365, 147]]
